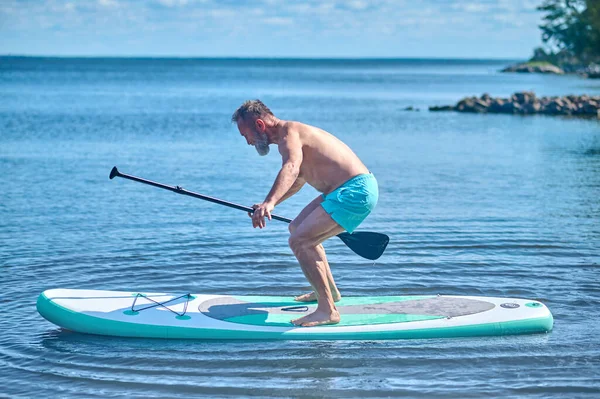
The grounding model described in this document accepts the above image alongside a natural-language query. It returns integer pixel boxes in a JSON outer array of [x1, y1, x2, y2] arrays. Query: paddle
[[109, 167, 389, 260]]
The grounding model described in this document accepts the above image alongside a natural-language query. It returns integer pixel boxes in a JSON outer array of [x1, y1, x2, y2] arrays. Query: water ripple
[[2, 58, 600, 398]]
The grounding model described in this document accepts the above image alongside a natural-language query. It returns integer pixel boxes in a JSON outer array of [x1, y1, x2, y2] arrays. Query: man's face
[[237, 118, 270, 156]]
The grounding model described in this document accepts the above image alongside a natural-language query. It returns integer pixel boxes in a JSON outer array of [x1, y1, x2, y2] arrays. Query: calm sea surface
[[1, 57, 599, 398]]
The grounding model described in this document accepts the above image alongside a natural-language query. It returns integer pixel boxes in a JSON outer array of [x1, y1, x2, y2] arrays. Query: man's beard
[[254, 130, 270, 156]]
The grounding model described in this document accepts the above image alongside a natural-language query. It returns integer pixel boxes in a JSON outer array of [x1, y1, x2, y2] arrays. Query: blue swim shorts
[[320, 173, 378, 233]]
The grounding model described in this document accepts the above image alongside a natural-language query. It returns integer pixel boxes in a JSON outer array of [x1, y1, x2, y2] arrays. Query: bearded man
[[232, 100, 378, 327]]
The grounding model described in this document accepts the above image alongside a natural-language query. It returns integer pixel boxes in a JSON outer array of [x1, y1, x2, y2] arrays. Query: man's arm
[[275, 176, 306, 206], [250, 129, 303, 229], [264, 130, 303, 206]]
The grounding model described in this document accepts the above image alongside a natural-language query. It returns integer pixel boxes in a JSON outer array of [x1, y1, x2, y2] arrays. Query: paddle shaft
[[110, 166, 390, 260], [110, 167, 292, 223]]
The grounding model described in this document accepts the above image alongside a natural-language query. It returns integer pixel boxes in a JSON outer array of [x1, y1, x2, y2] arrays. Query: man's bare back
[[283, 121, 369, 194]]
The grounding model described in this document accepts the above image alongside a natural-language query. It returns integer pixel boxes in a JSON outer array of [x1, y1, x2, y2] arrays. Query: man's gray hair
[[231, 99, 274, 123]]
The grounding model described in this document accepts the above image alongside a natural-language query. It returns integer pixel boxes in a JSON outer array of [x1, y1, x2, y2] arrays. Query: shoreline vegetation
[[502, 0, 600, 79], [438, 1, 600, 120]]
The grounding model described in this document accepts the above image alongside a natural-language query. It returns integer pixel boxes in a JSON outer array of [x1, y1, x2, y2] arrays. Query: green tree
[[585, 0, 600, 60], [537, 0, 600, 64]]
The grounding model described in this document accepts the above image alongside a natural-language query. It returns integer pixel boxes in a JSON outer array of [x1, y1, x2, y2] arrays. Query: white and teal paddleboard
[[37, 289, 553, 340]]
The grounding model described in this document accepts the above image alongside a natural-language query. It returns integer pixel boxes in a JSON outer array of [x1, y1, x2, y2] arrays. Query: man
[[231, 100, 378, 327]]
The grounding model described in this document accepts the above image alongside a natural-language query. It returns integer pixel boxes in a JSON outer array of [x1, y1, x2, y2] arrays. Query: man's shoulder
[[280, 121, 303, 139], [284, 120, 302, 131], [276, 122, 302, 152], [285, 121, 323, 137]]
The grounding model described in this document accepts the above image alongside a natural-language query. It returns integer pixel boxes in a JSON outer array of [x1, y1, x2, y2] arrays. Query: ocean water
[[1, 57, 599, 398]]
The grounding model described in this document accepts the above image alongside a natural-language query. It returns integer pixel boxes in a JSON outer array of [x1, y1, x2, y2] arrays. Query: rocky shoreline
[[501, 62, 600, 78], [429, 92, 600, 118], [502, 63, 564, 74]]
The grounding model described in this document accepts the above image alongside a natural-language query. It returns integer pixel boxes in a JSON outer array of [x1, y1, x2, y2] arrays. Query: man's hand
[[249, 202, 274, 229]]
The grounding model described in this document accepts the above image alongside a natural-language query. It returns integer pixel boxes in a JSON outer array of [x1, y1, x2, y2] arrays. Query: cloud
[[493, 13, 525, 27], [347, 1, 369, 10], [263, 17, 293, 26], [0, 0, 544, 57], [156, 0, 189, 7], [452, 3, 491, 13], [98, 0, 119, 8]]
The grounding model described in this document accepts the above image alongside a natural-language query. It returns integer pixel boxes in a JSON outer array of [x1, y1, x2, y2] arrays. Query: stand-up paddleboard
[[37, 289, 553, 340]]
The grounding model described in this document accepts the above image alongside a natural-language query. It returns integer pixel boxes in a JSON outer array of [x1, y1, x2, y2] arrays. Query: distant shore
[[501, 61, 600, 79]]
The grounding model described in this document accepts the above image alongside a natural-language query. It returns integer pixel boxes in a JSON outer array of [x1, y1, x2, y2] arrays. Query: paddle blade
[[336, 231, 389, 260], [109, 166, 120, 180]]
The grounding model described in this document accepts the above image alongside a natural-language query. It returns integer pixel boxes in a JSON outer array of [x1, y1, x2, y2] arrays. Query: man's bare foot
[[294, 291, 341, 303], [291, 308, 341, 327]]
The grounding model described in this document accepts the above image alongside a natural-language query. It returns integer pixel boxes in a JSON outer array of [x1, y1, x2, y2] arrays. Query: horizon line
[[0, 54, 523, 62]]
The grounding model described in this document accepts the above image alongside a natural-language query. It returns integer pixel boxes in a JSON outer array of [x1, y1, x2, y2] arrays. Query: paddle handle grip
[[109, 167, 292, 224]]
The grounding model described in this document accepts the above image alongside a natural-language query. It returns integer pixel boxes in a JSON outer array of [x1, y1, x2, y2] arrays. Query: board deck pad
[[37, 289, 553, 340], [198, 296, 496, 327]]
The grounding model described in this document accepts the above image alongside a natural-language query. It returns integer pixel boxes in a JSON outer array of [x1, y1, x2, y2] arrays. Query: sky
[[0, 0, 546, 59]]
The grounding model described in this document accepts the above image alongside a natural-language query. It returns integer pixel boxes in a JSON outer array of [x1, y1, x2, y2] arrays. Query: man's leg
[[289, 196, 341, 303], [289, 205, 345, 327], [293, 245, 340, 302]]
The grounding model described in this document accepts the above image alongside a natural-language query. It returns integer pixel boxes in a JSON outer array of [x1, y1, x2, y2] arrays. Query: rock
[[456, 97, 476, 112], [544, 99, 564, 114], [579, 64, 600, 79], [513, 91, 536, 104], [480, 93, 492, 105], [581, 100, 599, 115], [428, 92, 600, 117], [473, 99, 490, 113], [521, 101, 542, 114], [488, 98, 505, 113], [456, 98, 489, 113], [573, 104, 583, 114], [502, 63, 564, 74], [429, 105, 454, 112], [511, 102, 522, 113], [563, 102, 577, 115], [501, 101, 519, 113], [573, 103, 587, 115]]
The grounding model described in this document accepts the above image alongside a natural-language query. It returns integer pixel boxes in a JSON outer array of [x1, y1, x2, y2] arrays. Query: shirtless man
[[231, 100, 378, 327]]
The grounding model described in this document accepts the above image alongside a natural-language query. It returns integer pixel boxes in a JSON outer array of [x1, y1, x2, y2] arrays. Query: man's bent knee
[[288, 233, 316, 255]]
